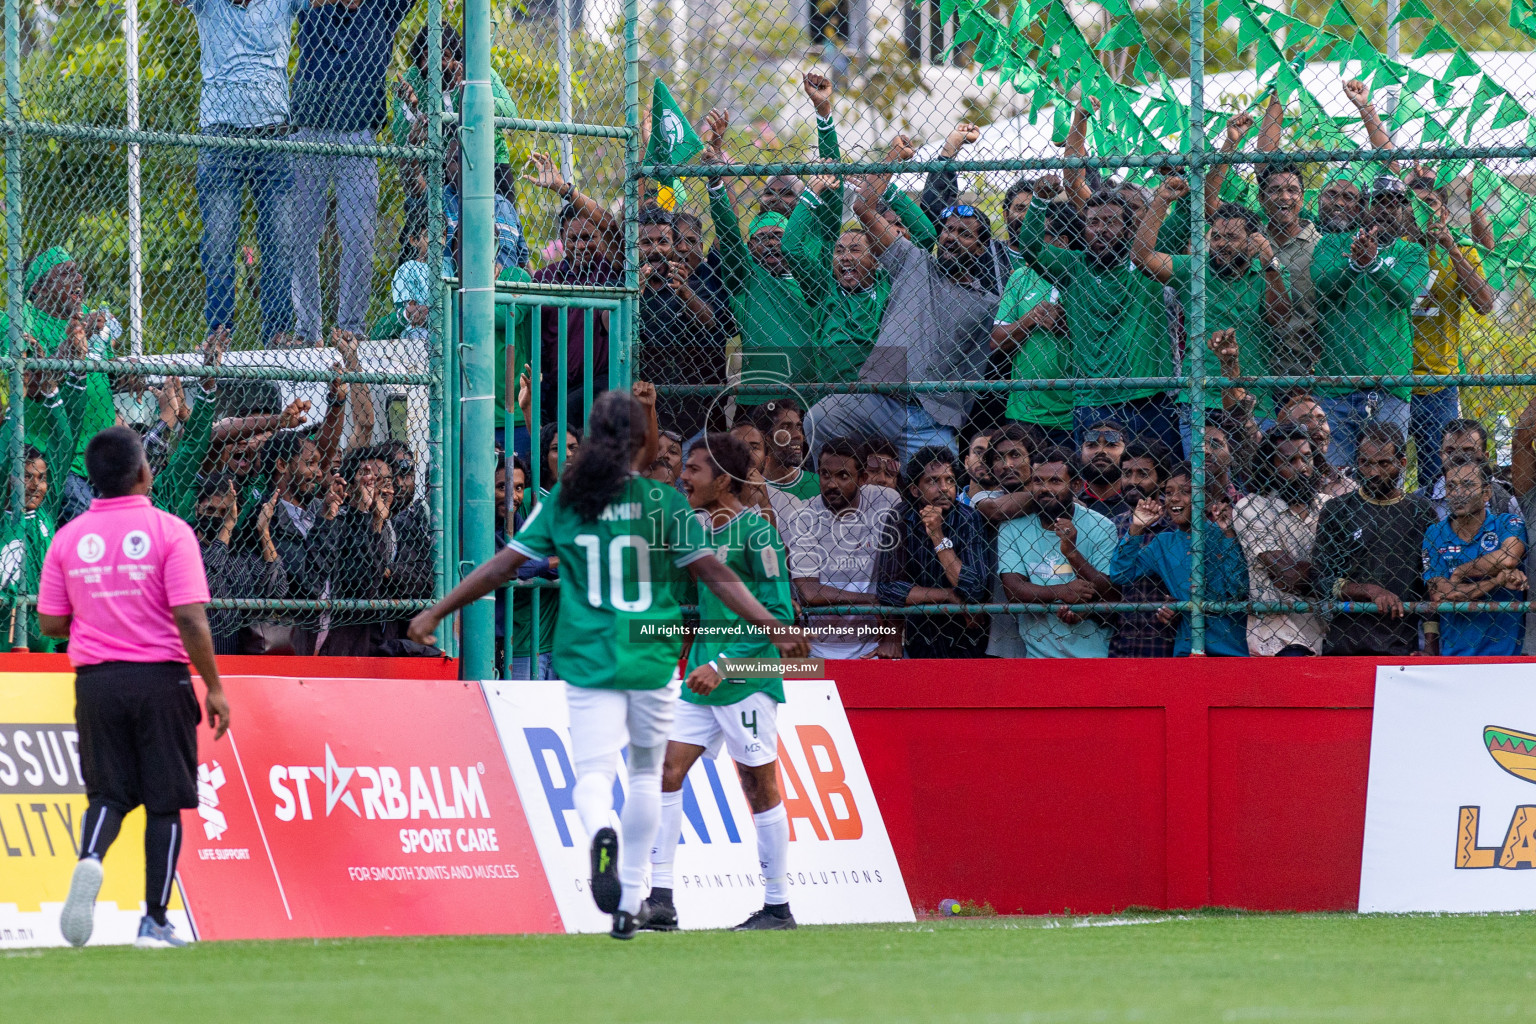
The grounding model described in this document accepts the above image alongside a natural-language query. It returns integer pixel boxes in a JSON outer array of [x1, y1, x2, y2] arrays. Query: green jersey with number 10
[[684, 508, 793, 707], [509, 476, 711, 690]]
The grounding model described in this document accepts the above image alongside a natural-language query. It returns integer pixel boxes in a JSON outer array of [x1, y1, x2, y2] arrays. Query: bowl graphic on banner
[[1485, 726, 1536, 784], [481, 678, 914, 933]]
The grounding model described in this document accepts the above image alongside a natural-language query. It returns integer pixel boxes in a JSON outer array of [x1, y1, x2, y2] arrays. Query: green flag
[[644, 80, 704, 205]]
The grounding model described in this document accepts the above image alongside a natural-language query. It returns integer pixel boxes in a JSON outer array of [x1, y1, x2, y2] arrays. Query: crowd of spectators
[[4, 38, 1532, 665]]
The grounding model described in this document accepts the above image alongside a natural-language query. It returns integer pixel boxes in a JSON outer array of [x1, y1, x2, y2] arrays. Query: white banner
[[482, 679, 914, 932], [1360, 663, 1536, 913]]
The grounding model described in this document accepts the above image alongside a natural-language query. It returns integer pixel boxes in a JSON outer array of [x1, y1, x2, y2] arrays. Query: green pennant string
[[1513, 0, 1536, 38], [1132, 45, 1162, 84], [1322, 0, 1357, 30], [1234, 8, 1269, 50], [1403, 68, 1433, 95], [1413, 25, 1459, 58], [1350, 32, 1382, 73], [1256, 35, 1284, 78], [1052, 103, 1073, 146], [1009, 0, 1031, 38], [1422, 111, 1451, 145], [1096, 16, 1145, 51], [1388, 89, 1426, 131], [1431, 76, 1457, 106], [1467, 75, 1503, 130], [1393, 0, 1435, 21], [1408, 189, 1435, 233], [1447, 48, 1482, 81], [1492, 94, 1529, 130], [1432, 160, 1468, 189]]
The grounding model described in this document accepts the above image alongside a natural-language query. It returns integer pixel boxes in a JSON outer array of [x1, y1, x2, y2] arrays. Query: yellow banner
[[0, 671, 184, 946]]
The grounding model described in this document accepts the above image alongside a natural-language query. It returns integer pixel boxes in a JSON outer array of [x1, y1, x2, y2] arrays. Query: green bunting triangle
[[1493, 94, 1529, 130], [1322, 0, 1357, 29], [1392, 0, 1434, 22], [1096, 16, 1144, 51], [1413, 25, 1460, 57], [1447, 48, 1482, 81]]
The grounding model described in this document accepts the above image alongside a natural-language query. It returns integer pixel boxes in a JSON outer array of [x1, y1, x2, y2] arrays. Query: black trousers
[[74, 661, 200, 815]]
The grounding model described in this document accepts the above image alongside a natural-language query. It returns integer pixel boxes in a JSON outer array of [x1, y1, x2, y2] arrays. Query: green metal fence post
[[5, 0, 25, 651], [457, 0, 497, 680], [1187, 0, 1209, 657], [619, 0, 639, 391]]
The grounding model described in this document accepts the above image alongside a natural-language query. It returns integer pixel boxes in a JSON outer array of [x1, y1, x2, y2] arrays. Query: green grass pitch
[[4, 912, 1531, 1023]]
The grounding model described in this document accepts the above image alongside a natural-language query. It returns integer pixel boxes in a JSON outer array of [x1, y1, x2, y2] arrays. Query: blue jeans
[[1408, 387, 1460, 482], [1073, 394, 1181, 454], [289, 127, 379, 342], [1317, 391, 1412, 468], [804, 393, 956, 466], [197, 129, 294, 343], [509, 652, 555, 680]]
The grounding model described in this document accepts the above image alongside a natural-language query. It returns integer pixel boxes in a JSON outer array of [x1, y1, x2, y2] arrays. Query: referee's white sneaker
[[134, 916, 188, 949], [59, 857, 103, 948]]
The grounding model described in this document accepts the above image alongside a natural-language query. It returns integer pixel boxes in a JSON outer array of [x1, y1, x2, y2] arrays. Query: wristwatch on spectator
[[934, 537, 954, 553], [1264, 256, 1283, 273]]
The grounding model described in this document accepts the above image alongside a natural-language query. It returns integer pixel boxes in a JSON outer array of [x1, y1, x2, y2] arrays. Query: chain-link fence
[[624, 0, 1536, 660], [0, 0, 456, 657], [8, 0, 1536, 667]]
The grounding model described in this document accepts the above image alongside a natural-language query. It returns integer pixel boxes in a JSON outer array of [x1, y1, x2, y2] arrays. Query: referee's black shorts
[[74, 661, 201, 815]]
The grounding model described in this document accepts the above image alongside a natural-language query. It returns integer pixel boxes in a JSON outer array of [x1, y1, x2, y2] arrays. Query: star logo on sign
[[323, 744, 359, 817]]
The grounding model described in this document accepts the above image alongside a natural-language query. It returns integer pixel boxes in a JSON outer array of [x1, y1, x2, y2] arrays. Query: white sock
[[572, 757, 617, 839], [753, 803, 790, 905], [619, 744, 665, 915], [650, 789, 684, 890]]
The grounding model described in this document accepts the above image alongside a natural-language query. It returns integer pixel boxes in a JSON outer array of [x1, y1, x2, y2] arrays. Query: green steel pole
[[619, 0, 639, 391], [5, 0, 25, 651], [426, 0, 444, 613], [1187, 0, 1208, 657], [458, 0, 496, 681]]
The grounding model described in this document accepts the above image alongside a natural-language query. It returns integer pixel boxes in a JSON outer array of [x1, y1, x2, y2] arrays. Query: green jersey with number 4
[[509, 476, 711, 690], [684, 508, 793, 707]]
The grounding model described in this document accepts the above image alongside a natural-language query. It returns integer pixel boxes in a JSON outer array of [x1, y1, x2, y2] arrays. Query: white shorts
[[564, 680, 680, 763], [669, 692, 780, 767], [811, 638, 876, 660]]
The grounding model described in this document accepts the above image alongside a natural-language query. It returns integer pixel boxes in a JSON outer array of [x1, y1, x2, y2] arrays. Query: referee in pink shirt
[[38, 427, 231, 949]]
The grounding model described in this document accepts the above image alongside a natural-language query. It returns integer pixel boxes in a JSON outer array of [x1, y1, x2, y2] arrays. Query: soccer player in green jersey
[[410, 389, 808, 940], [643, 433, 798, 932]]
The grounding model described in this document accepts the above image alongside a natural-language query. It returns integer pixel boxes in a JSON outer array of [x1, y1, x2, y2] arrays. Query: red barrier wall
[[834, 657, 1522, 915], [0, 652, 459, 679]]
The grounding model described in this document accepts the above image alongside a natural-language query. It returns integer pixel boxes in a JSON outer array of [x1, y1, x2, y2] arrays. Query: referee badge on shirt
[[123, 530, 151, 560]]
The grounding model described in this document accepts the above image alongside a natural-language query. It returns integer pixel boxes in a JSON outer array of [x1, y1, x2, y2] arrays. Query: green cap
[[24, 246, 73, 295], [747, 212, 789, 237]]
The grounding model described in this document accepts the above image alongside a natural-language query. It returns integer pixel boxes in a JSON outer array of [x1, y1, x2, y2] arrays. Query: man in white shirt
[[778, 436, 902, 659]]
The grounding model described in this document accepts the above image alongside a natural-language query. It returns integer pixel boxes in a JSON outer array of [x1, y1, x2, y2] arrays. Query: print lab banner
[[485, 678, 914, 933], [0, 671, 191, 948], [1360, 664, 1536, 912], [177, 675, 562, 939]]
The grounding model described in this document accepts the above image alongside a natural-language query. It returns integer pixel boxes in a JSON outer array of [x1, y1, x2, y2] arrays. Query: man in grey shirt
[[805, 175, 999, 462]]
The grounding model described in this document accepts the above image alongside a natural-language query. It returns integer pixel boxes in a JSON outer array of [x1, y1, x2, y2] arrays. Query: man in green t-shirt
[[644, 432, 798, 933], [409, 388, 807, 940], [1311, 177, 1429, 468], [1134, 178, 1291, 423], [1017, 190, 1179, 453]]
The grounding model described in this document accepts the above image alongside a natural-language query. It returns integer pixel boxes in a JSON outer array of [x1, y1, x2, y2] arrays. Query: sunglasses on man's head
[[864, 457, 900, 474], [940, 205, 980, 219], [1085, 430, 1124, 446]]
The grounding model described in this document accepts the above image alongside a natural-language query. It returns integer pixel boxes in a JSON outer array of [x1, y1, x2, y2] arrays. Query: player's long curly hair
[[558, 390, 647, 522]]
